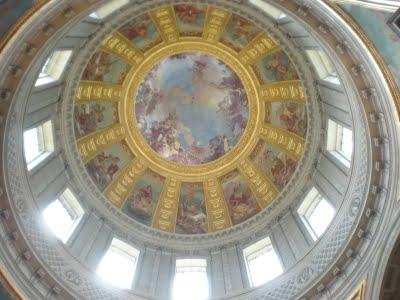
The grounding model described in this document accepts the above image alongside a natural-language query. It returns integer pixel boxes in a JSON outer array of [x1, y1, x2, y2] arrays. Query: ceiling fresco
[[74, 4, 307, 234], [339, 4, 400, 89], [135, 52, 249, 165], [0, 0, 34, 39]]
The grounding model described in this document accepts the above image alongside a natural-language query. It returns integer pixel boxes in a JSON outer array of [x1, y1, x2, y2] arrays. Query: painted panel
[[251, 141, 297, 190], [221, 14, 261, 51], [174, 4, 207, 36], [118, 13, 161, 51], [221, 170, 260, 225], [339, 4, 400, 88], [266, 102, 307, 137], [81, 51, 131, 84], [0, 0, 33, 39], [253, 51, 299, 84], [176, 182, 207, 234], [74, 102, 117, 138], [86, 142, 132, 191], [122, 169, 164, 226]]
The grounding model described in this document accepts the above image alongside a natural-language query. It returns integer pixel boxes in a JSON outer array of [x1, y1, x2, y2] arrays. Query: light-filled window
[[243, 237, 283, 287], [35, 50, 73, 86], [326, 119, 353, 167], [89, 0, 129, 19], [297, 187, 335, 241], [42, 188, 84, 243], [306, 49, 340, 85], [97, 238, 139, 289], [23, 120, 54, 170], [173, 259, 209, 300], [249, 0, 287, 19]]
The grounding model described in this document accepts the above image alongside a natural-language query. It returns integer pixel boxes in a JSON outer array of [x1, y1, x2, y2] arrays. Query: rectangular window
[[243, 237, 283, 287], [297, 187, 335, 241], [97, 238, 139, 289], [23, 120, 54, 170], [42, 188, 84, 243], [35, 50, 73, 87], [89, 0, 129, 19], [173, 259, 209, 300], [249, 0, 287, 19], [327, 119, 353, 167], [306, 49, 340, 85]]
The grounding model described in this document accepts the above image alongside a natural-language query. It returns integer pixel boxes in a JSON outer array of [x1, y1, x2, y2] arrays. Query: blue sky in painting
[[339, 4, 400, 87], [159, 55, 196, 94], [176, 104, 229, 146], [0, 0, 34, 39]]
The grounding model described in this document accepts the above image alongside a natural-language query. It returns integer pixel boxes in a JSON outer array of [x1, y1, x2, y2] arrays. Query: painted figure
[[175, 4, 205, 25], [222, 173, 260, 224], [82, 52, 129, 84], [119, 15, 151, 40], [268, 103, 306, 137], [135, 53, 249, 165], [74, 104, 106, 137], [176, 185, 207, 234], [87, 152, 121, 190], [127, 185, 153, 217], [123, 171, 164, 225], [279, 105, 305, 135], [222, 14, 261, 49], [252, 142, 298, 189], [118, 13, 161, 51], [264, 52, 299, 81]]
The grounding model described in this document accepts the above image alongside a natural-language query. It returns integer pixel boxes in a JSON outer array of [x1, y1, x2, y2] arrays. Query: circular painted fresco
[[135, 52, 249, 165]]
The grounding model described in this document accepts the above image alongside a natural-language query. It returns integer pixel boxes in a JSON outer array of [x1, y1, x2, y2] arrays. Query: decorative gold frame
[[121, 38, 262, 180]]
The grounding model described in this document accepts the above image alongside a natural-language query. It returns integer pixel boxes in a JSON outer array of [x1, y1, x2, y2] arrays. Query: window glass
[[327, 119, 353, 166], [306, 196, 336, 238], [306, 49, 339, 84], [35, 50, 73, 86], [89, 0, 129, 19], [297, 188, 335, 240], [243, 238, 283, 287], [23, 120, 54, 170], [249, 0, 287, 19], [338, 126, 353, 160], [42, 188, 84, 243], [23, 127, 43, 164], [173, 259, 208, 300], [97, 238, 139, 289]]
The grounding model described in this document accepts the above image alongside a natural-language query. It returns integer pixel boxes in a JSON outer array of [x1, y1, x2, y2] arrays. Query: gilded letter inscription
[[77, 124, 126, 163]]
